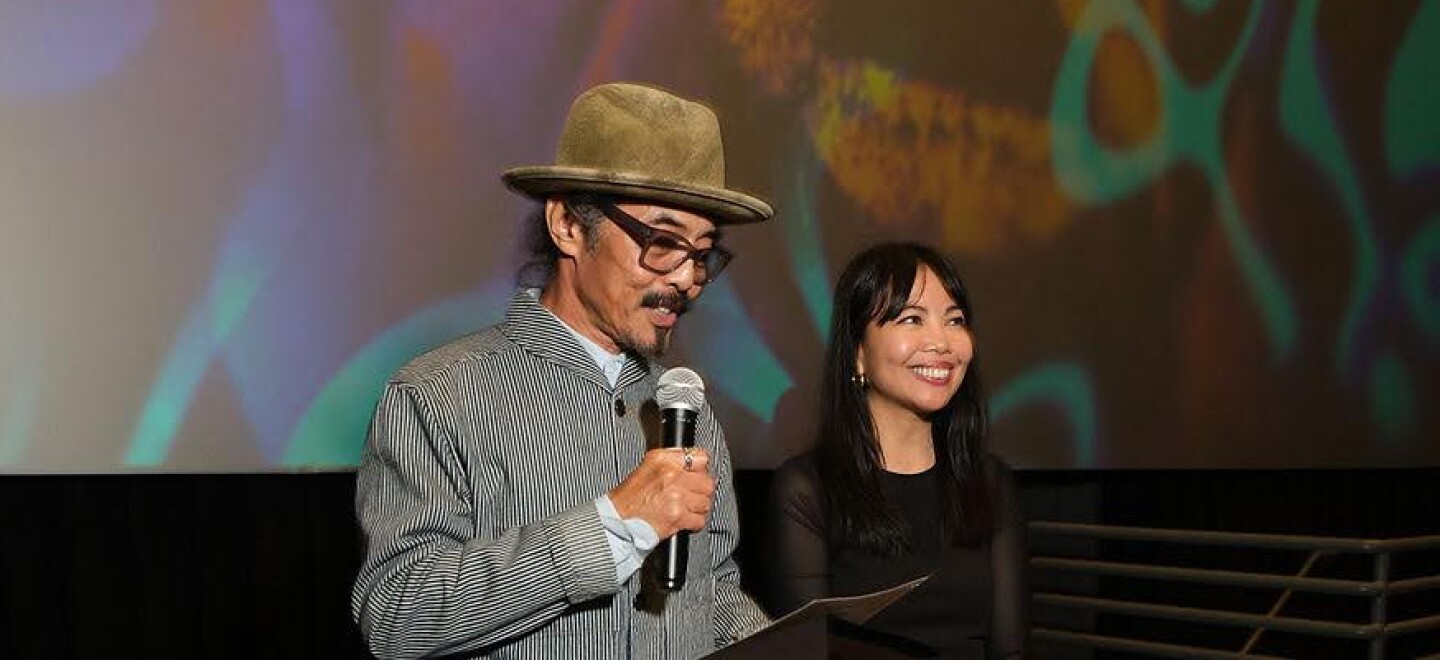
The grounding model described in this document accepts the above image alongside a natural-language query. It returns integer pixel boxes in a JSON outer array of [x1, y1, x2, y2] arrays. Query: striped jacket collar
[[501, 289, 652, 391]]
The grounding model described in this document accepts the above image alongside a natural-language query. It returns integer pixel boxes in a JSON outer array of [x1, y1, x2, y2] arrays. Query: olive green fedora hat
[[503, 82, 773, 225]]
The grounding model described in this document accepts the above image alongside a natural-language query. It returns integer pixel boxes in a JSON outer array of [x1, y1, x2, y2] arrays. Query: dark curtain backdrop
[[0, 473, 364, 659], [1, 469, 1436, 659]]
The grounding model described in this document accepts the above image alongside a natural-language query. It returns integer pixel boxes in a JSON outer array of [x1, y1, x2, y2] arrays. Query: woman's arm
[[988, 458, 1030, 658], [764, 457, 831, 616]]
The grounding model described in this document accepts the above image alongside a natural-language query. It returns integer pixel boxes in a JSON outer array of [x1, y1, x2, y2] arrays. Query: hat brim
[[503, 166, 772, 225]]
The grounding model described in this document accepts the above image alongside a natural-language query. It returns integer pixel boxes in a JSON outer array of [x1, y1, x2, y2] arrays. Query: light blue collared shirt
[[537, 291, 659, 584]]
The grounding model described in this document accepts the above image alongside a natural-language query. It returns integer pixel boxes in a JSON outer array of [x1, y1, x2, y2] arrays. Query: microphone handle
[[659, 406, 697, 592]]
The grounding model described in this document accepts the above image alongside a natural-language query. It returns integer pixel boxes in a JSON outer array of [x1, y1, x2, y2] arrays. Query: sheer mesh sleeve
[[763, 456, 830, 617], [987, 457, 1030, 658]]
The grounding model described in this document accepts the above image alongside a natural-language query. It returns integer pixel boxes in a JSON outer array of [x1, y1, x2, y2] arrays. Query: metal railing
[[1028, 522, 1440, 659]]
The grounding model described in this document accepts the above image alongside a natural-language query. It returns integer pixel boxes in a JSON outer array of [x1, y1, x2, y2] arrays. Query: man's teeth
[[913, 367, 950, 380]]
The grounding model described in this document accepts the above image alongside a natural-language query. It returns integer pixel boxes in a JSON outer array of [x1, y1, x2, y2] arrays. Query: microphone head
[[656, 367, 706, 412]]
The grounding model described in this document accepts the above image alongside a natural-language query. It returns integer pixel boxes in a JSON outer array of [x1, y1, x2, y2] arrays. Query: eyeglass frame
[[563, 197, 734, 285]]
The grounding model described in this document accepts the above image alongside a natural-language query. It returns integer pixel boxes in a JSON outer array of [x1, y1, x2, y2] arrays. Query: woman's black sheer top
[[764, 453, 1029, 659]]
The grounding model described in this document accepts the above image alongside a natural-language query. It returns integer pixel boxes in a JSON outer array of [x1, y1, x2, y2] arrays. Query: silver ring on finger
[[682, 448, 694, 472]]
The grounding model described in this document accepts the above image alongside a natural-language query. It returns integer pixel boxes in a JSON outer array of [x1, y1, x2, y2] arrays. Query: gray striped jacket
[[352, 290, 769, 659]]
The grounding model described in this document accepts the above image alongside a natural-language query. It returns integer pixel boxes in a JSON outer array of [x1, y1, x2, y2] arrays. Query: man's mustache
[[641, 291, 690, 316]]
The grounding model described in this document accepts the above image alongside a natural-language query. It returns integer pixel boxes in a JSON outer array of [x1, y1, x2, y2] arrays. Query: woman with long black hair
[[766, 242, 1028, 659]]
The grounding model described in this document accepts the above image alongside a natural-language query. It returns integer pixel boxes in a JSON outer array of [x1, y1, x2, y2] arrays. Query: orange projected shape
[[721, 0, 818, 94], [810, 62, 1071, 255], [720, 0, 1073, 255], [1089, 31, 1162, 149]]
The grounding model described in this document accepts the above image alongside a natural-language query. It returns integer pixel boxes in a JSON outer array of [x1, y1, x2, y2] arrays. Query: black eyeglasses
[[566, 199, 734, 285]]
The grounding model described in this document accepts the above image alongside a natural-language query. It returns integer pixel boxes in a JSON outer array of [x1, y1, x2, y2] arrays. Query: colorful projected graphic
[[0, 0, 1435, 472]]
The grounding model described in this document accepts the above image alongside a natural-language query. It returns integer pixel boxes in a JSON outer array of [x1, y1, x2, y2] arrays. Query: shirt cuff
[[595, 495, 660, 583]]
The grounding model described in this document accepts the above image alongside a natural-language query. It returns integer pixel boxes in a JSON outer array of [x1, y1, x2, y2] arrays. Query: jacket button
[[614, 399, 626, 417]]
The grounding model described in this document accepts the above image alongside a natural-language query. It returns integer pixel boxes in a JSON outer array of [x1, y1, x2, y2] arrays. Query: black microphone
[[654, 367, 705, 592]]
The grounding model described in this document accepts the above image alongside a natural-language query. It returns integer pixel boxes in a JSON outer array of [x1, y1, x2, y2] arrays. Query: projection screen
[[1, 0, 1436, 472]]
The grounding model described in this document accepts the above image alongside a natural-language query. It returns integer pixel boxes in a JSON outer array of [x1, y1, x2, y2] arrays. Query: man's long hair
[[814, 242, 993, 556]]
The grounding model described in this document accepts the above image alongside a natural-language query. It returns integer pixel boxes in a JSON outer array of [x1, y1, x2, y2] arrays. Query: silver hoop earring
[[851, 373, 868, 388]]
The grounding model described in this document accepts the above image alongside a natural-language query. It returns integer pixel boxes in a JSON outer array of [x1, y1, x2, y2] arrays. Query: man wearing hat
[[351, 82, 772, 659]]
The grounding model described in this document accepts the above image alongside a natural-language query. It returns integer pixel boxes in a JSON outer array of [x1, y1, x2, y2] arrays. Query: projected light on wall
[[0, 0, 1435, 472]]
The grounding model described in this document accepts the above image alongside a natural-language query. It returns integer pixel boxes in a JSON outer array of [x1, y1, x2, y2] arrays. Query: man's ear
[[545, 199, 585, 258]]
